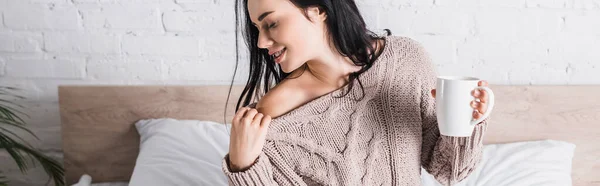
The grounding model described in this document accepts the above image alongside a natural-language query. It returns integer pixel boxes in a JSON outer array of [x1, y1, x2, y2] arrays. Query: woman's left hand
[[430, 80, 490, 120]]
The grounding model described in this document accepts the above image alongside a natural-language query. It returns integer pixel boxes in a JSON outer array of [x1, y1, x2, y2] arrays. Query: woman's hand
[[228, 107, 272, 172], [430, 80, 491, 120]]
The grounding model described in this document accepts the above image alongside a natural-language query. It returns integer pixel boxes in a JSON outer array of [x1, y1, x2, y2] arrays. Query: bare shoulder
[[256, 80, 307, 119]]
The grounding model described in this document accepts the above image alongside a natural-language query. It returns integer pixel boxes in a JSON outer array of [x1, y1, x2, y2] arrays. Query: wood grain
[[58, 85, 600, 185], [486, 85, 600, 186], [59, 85, 243, 184]]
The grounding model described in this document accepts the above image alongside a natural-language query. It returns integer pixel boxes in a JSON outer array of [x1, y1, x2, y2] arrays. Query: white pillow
[[421, 140, 576, 186], [129, 118, 231, 186]]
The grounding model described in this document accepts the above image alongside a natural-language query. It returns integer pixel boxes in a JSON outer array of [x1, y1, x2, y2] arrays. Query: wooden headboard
[[58, 85, 600, 185]]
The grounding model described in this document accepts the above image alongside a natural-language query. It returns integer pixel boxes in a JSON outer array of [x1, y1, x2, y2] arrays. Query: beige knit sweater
[[222, 36, 488, 186]]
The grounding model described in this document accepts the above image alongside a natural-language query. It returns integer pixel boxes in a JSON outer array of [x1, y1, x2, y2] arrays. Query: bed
[[58, 85, 600, 185]]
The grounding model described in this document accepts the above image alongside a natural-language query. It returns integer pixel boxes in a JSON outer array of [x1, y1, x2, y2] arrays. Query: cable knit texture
[[222, 36, 488, 186]]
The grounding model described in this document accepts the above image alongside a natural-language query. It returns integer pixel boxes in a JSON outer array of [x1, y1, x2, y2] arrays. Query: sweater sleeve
[[410, 39, 488, 185], [222, 152, 278, 186], [222, 102, 308, 186]]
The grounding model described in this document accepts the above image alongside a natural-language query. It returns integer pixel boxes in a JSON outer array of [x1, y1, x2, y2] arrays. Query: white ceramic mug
[[436, 76, 495, 137]]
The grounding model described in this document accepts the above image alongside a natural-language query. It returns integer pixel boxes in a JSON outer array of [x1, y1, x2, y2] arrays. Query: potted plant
[[0, 86, 64, 186]]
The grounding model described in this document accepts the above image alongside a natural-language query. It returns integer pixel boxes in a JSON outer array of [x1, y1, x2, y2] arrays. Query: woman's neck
[[302, 38, 384, 89]]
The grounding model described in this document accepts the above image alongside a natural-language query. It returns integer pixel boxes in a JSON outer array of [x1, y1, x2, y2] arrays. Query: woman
[[223, 0, 492, 185]]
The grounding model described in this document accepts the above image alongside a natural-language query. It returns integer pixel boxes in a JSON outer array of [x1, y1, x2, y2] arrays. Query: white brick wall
[[44, 32, 121, 54], [0, 32, 44, 52], [6, 57, 86, 79], [4, 3, 81, 30], [82, 5, 162, 30], [0, 0, 599, 185], [122, 35, 200, 56]]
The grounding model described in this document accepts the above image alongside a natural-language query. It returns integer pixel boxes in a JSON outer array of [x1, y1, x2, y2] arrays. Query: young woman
[[223, 0, 492, 185]]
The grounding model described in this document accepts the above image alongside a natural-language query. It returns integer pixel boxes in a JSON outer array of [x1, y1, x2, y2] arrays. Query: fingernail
[[474, 90, 480, 96]]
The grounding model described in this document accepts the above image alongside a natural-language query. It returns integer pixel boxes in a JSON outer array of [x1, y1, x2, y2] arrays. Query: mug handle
[[470, 86, 494, 126]]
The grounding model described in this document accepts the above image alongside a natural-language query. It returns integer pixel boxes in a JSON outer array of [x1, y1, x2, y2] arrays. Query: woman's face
[[247, 0, 327, 73]]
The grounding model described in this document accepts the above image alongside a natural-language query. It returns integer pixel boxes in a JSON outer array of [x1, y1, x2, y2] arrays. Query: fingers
[[478, 80, 488, 86], [471, 89, 489, 103], [473, 110, 482, 119], [260, 115, 272, 131], [474, 80, 489, 101], [431, 89, 436, 98], [232, 108, 258, 125], [479, 102, 488, 113], [251, 113, 264, 127], [472, 80, 491, 116], [470, 100, 478, 109], [243, 109, 259, 124], [244, 108, 258, 118], [233, 107, 251, 123], [232, 107, 272, 134], [479, 89, 489, 103], [252, 112, 272, 135], [470, 100, 488, 114]]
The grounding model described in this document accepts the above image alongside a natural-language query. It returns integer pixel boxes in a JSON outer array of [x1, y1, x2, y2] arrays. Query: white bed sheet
[[421, 140, 575, 186]]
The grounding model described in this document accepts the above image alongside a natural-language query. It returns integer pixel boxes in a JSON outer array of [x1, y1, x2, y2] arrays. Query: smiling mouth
[[272, 48, 286, 58], [271, 48, 287, 64]]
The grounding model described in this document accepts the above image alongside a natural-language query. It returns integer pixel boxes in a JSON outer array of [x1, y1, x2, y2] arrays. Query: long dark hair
[[225, 0, 391, 123]]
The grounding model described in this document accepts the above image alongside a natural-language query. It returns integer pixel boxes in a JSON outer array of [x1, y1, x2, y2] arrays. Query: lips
[[271, 48, 286, 64], [271, 48, 286, 59]]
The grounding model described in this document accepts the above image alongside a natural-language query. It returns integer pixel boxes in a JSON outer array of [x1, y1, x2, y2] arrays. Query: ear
[[306, 6, 326, 22]]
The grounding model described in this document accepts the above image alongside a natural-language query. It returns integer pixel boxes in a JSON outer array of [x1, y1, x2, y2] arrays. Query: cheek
[[289, 24, 320, 56], [277, 25, 309, 58]]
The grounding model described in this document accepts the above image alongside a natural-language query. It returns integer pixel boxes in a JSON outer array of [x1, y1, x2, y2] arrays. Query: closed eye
[[268, 22, 278, 29]]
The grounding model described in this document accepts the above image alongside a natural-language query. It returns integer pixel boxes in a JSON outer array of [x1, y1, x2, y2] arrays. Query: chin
[[281, 66, 294, 74], [281, 62, 304, 74]]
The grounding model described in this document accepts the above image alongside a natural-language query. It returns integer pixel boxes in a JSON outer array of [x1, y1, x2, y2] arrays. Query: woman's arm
[[222, 103, 285, 186], [414, 40, 488, 185]]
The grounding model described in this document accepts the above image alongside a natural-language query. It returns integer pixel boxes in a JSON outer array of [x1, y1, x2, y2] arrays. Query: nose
[[257, 30, 273, 49]]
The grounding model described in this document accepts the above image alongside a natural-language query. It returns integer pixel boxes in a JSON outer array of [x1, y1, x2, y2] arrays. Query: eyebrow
[[258, 11, 274, 22]]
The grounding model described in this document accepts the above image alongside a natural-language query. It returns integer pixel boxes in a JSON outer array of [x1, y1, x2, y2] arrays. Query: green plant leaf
[[0, 90, 26, 100], [0, 179, 8, 185], [0, 86, 65, 186], [0, 116, 25, 126], [0, 127, 33, 147], [13, 143, 65, 186], [0, 103, 30, 120], [0, 117, 25, 127], [0, 87, 22, 95], [0, 133, 65, 186], [0, 107, 27, 127], [0, 119, 38, 140], [0, 173, 8, 186], [0, 132, 31, 173], [0, 106, 29, 123], [0, 98, 26, 109], [0, 86, 19, 90]]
